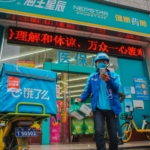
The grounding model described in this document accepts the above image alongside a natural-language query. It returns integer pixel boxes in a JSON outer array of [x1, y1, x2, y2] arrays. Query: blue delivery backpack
[[0, 63, 57, 115]]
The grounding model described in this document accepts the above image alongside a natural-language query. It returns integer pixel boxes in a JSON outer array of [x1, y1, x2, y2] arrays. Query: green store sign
[[0, 0, 150, 37]]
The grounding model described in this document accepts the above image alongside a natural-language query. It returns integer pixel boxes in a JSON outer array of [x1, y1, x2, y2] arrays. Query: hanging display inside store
[[7, 27, 143, 59], [17, 60, 35, 68]]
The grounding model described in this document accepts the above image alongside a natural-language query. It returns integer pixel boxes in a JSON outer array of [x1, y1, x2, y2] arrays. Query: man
[[76, 52, 121, 150]]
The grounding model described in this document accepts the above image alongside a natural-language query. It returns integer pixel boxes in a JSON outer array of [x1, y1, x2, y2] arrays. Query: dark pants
[[93, 107, 118, 150]]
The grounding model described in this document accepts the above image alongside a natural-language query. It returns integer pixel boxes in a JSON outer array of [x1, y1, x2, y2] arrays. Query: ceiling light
[[35, 64, 43, 68], [53, 84, 85, 90], [69, 84, 85, 88], [57, 77, 87, 83], [61, 81, 68, 85], [68, 77, 87, 82], [35, 65, 43, 68], [70, 90, 83, 93]]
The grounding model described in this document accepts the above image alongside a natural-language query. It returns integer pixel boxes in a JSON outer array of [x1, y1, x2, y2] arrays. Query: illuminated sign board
[[0, 0, 150, 37], [1, 14, 146, 41], [7, 27, 143, 59]]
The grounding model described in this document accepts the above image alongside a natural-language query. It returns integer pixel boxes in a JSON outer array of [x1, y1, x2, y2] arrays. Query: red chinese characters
[[98, 42, 109, 52], [9, 29, 41, 43], [9, 29, 15, 40], [119, 46, 128, 54], [41, 34, 53, 44], [15, 31, 28, 41], [30, 18, 41, 23], [53, 35, 65, 46], [128, 46, 137, 56], [28, 32, 40, 43], [88, 40, 143, 58], [119, 46, 143, 57], [8, 27, 143, 59], [8, 28, 78, 47], [88, 41, 109, 52], [59, 22, 65, 27], [66, 37, 76, 47], [88, 40, 98, 51], [137, 48, 143, 57], [53, 35, 77, 47]]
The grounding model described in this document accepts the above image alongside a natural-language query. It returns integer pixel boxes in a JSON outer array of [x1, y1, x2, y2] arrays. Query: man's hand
[[76, 98, 82, 102], [100, 73, 110, 82]]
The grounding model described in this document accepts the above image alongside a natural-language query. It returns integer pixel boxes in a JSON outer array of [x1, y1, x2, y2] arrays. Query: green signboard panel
[[0, 0, 150, 37]]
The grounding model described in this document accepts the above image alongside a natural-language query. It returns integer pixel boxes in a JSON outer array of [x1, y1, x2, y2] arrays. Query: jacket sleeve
[[106, 74, 121, 93], [80, 75, 91, 102]]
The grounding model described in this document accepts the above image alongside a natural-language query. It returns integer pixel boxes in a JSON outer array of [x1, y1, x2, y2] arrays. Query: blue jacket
[[80, 69, 122, 115]]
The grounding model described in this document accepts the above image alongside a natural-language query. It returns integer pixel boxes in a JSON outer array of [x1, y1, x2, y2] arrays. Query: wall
[[4, 0, 150, 12], [118, 58, 150, 128], [102, 0, 150, 11]]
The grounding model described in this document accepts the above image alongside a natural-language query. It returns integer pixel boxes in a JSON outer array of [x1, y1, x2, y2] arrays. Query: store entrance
[[55, 71, 94, 143]]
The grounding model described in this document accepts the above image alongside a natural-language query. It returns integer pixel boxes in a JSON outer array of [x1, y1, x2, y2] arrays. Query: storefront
[[0, 0, 150, 145]]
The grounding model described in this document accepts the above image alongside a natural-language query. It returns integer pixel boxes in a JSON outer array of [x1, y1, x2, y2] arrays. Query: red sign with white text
[[7, 27, 143, 59], [7, 76, 20, 92]]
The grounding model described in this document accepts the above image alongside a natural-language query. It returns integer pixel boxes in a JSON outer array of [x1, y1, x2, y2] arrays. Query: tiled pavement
[[29, 141, 150, 150]]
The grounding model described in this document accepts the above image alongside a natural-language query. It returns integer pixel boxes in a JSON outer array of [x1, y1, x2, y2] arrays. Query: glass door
[[56, 71, 89, 143]]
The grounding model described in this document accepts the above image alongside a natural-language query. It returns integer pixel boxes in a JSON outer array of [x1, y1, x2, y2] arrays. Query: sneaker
[[118, 138, 124, 145]]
